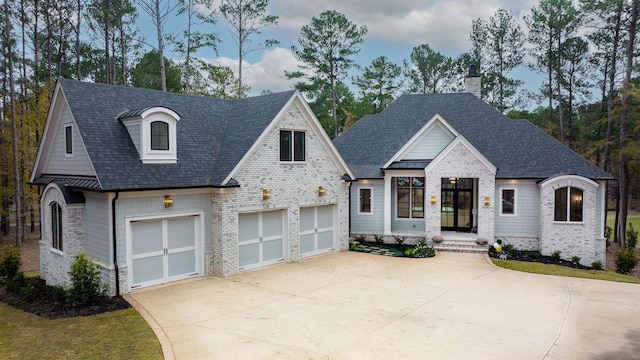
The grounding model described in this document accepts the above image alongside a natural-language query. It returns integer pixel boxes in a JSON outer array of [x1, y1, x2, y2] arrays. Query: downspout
[[111, 192, 120, 296]]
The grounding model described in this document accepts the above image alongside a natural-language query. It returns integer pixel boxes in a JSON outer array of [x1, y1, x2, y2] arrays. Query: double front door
[[441, 178, 474, 232]]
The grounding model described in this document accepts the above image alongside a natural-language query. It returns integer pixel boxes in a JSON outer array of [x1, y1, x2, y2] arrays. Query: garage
[[238, 210, 286, 271], [129, 215, 201, 290], [300, 205, 335, 257]]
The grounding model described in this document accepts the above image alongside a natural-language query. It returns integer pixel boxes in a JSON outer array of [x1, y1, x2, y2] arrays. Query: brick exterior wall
[[213, 101, 350, 277], [539, 175, 604, 266], [39, 184, 86, 289], [424, 140, 496, 242]]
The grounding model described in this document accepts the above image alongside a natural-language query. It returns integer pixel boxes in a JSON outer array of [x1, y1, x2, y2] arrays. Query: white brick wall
[[424, 141, 496, 241], [539, 175, 604, 266]]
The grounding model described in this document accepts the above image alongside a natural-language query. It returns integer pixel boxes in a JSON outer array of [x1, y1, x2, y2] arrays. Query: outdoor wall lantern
[[318, 186, 326, 197], [430, 195, 437, 205], [164, 195, 173, 208], [262, 189, 271, 201], [483, 197, 491, 207]]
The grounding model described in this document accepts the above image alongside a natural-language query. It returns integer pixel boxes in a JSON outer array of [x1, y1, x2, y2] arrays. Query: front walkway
[[129, 251, 640, 360]]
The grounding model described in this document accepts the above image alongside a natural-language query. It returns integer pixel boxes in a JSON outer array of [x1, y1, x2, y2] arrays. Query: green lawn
[[0, 303, 163, 359], [491, 258, 640, 284], [606, 212, 640, 246]]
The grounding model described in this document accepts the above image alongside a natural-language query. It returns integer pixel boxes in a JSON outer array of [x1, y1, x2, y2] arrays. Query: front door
[[441, 178, 474, 232]]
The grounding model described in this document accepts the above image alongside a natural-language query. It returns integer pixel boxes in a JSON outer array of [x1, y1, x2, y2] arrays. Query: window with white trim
[[359, 188, 372, 214], [397, 177, 424, 219], [501, 189, 515, 215], [554, 187, 583, 222], [151, 121, 169, 150], [51, 202, 63, 251], [280, 130, 305, 162], [65, 125, 73, 155]]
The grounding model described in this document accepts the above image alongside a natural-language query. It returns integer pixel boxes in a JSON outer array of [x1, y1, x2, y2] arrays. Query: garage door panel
[[132, 221, 163, 255], [300, 207, 314, 232], [167, 217, 195, 249], [239, 213, 259, 242], [263, 238, 283, 262], [239, 243, 260, 268], [133, 255, 164, 284], [300, 234, 315, 254], [262, 211, 283, 238], [168, 250, 196, 277], [317, 231, 333, 251], [317, 206, 333, 228]]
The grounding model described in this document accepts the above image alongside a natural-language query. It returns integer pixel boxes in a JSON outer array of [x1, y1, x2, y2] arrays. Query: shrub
[[551, 250, 562, 261], [411, 246, 435, 258], [605, 226, 612, 240], [374, 234, 384, 244], [0, 246, 22, 284], [626, 223, 638, 249], [405, 248, 414, 257], [571, 256, 581, 264], [354, 234, 366, 243], [525, 251, 540, 259], [591, 261, 602, 270], [20, 278, 40, 302], [349, 243, 357, 251], [394, 236, 406, 245], [503, 244, 518, 257], [53, 285, 68, 303], [6, 271, 25, 293], [415, 237, 427, 247], [614, 248, 638, 275], [67, 253, 107, 307]]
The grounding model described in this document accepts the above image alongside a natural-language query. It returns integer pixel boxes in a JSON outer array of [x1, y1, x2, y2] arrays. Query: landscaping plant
[[626, 224, 638, 249], [67, 253, 107, 308], [0, 246, 21, 284], [551, 250, 562, 261], [614, 248, 638, 275]]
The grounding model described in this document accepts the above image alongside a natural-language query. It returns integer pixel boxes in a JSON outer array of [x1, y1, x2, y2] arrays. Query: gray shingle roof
[[333, 93, 613, 180], [44, 78, 296, 191]]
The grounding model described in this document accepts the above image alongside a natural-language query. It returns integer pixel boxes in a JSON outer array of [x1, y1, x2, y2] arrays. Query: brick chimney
[[464, 65, 481, 98]]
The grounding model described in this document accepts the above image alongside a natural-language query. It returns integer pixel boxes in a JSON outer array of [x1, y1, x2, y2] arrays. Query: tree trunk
[[76, 0, 82, 80], [155, 0, 167, 92]]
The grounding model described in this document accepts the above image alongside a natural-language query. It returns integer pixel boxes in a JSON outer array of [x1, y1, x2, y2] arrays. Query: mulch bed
[[488, 249, 595, 270], [0, 278, 130, 319]]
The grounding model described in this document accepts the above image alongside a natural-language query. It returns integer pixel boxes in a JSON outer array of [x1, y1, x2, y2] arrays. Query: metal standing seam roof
[[35, 78, 296, 191], [333, 93, 613, 181]]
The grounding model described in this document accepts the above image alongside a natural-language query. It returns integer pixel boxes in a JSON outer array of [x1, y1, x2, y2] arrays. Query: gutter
[[112, 192, 120, 296]]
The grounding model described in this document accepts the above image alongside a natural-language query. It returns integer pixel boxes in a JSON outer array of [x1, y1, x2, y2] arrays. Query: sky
[[137, 0, 542, 105]]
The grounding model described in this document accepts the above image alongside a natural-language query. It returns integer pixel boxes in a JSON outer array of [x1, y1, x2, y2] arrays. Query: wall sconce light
[[430, 195, 437, 205], [164, 195, 173, 208], [483, 197, 490, 207], [262, 189, 270, 201], [318, 186, 326, 197]]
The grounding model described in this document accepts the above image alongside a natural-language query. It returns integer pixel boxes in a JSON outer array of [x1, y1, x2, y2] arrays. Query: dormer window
[[119, 106, 180, 164]]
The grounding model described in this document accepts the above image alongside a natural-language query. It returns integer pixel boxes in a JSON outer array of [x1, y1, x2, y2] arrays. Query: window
[[501, 189, 515, 215], [554, 187, 583, 222], [359, 188, 372, 214], [280, 130, 305, 162], [151, 121, 169, 150], [65, 126, 73, 155], [51, 202, 63, 251], [397, 177, 424, 219]]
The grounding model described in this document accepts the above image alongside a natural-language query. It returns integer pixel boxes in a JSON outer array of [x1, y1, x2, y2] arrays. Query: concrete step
[[433, 241, 488, 254]]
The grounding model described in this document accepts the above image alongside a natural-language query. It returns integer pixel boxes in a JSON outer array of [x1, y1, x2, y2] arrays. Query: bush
[[374, 234, 384, 244], [394, 236, 406, 245], [405, 248, 414, 257], [591, 261, 602, 270], [20, 278, 40, 302], [571, 256, 581, 264], [551, 250, 562, 261], [503, 244, 518, 257], [0, 246, 22, 284], [415, 238, 427, 247], [53, 285, 68, 303], [525, 251, 540, 259], [5, 271, 25, 293], [411, 246, 435, 258], [67, 253, 107, 307], [354, 234, 366, 243], [626, 223, 638, 249], [614, 248, 638, 275], [605, 226, 612, 241]]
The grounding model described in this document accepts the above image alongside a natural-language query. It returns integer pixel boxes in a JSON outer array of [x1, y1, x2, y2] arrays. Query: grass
[[491, 258, 640, 284], [0, 303, 163, 359]]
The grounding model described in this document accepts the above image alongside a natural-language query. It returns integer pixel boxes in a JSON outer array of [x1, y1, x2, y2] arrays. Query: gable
[[32, 85, 96, 180], [425, 135, 497, 176], [403, 121, 455, 160]]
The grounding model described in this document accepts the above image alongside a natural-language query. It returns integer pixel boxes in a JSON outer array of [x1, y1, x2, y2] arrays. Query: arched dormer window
[[119, 106, 180, 164]]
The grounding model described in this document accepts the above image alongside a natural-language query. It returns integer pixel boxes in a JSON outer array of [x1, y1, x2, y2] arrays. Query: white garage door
[[238, 210, 285, 271], [300, 205, 335, 257], [130, 215, 199, 289]]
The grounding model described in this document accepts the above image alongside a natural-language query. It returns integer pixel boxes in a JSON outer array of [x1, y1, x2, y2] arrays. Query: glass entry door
[[441, 178, 474, 232]]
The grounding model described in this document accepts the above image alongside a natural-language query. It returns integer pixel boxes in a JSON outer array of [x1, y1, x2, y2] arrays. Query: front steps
[[433, 240, 488, 254]]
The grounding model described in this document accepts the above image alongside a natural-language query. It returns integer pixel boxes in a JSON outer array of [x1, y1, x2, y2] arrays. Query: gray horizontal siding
[[44, 103, 95, 176], [350, 181, 384, 234], [403, 123, 453, 160], [495, 180, 539, 237], [84, 193, 110, 264]]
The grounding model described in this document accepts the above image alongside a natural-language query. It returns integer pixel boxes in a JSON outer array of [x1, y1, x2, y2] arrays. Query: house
[[30, 78, 354, 295], [333, 75, 613, 266]]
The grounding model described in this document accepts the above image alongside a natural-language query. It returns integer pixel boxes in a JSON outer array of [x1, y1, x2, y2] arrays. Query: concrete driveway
[[129, 252, 640, 360]]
